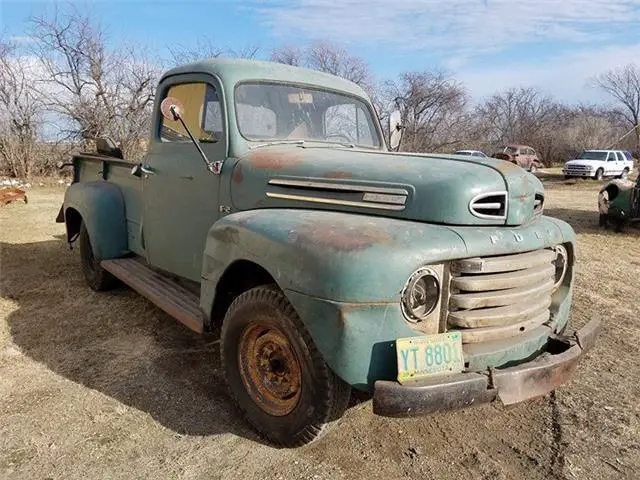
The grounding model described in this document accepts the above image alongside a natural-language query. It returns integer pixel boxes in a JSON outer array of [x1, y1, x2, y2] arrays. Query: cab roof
[[161, 58, 369, 100]]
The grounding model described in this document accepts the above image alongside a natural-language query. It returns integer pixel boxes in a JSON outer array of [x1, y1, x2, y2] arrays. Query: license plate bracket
[[396, 331, 464, 383]]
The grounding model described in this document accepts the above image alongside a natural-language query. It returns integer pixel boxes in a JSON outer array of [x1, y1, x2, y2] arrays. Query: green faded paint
[[200, 210, 574, 389], [63, 181, 129, 260], [65, 58, 579, 394]]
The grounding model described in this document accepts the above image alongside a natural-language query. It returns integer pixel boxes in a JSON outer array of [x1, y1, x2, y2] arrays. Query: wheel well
[[65, 207, 82, 243], [210, 260, 276, 325]]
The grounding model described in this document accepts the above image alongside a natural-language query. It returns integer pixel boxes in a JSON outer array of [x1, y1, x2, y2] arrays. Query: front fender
[[200, 209, 576, 390], [200, 209, 468, 308], [63, 181, 128, 260]]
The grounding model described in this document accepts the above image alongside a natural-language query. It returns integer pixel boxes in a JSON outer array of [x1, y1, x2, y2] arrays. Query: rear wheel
[[595, 168, 604, 181], [79, 222, 117, 291], [529, 164, 537, 173], [221, 286, 350, 447]]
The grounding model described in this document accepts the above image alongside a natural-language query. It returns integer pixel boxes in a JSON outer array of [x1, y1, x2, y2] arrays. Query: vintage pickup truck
[[57, 59, 600, 447]]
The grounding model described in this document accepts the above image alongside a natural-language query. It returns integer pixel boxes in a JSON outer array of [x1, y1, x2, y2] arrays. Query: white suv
[[563, 150, 634, 181]]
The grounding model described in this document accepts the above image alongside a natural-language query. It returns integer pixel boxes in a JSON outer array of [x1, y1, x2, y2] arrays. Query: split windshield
[[234, 83, 382, 148], [577, 151, 607, 160]]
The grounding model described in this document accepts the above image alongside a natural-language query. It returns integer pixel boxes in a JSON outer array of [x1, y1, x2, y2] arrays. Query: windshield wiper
[[248, 140, 305, 150]]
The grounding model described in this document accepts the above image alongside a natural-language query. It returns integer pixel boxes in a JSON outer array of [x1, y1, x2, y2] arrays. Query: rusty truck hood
[[230, 146, 544, 226]]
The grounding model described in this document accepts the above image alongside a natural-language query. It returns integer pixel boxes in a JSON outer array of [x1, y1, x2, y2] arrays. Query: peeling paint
[[290, 219, 393, 252], [247, 150, 302, 170]]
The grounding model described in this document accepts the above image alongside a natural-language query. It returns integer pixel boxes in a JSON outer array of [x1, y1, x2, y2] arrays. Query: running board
[[101, 258, 203, 333]]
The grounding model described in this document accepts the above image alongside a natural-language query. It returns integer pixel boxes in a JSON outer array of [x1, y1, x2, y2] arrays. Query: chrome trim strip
[[472, 202, 502, 209], [268, 178, 409, 196], [362, 192, 407, 205], [265, 192, 405, 210]]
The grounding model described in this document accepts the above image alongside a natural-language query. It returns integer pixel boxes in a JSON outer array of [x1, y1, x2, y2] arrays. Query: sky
[[1, 0, 639, 104]]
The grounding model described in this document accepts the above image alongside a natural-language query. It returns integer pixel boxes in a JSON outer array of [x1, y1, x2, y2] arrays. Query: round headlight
[[552, 245, 568, 290], [401, 268, 440, 322]]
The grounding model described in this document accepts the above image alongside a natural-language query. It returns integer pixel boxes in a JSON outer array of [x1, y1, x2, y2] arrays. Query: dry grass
[[1, 182, 639, 480]]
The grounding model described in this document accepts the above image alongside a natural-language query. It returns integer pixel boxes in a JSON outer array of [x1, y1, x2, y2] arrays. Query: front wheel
[[79, 222, 117, 291], [221, 286, 351, 447], [595, 168, 604, 181]]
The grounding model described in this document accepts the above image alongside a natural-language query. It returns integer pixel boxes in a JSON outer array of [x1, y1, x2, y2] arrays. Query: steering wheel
[[324, 133, 353, 143]]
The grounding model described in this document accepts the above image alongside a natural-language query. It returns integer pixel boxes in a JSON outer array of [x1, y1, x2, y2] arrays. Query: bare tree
[[271, 42, 373, 92], [474, 87, 565, 163], [384, 72, 470, 152], [168, 38, 260, 66], [29, 9, 157, 160], [593, 63, 640, 154], [270, 45, 303, 66], [0, 39, 43, 177]]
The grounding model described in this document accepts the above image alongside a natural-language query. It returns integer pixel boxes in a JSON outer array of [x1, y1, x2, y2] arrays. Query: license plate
[[396, 332, 464, 383]]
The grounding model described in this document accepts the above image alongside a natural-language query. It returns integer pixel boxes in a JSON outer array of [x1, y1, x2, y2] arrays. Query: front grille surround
[[469, 191, 507, 220], [446, 248, 560, 344]]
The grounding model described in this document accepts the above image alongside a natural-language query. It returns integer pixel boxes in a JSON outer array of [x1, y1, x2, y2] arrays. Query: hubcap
[[238, 324, 302, 416]]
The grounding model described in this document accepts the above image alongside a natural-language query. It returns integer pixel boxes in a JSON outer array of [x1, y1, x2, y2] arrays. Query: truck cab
[[58, 59, 600, 447]]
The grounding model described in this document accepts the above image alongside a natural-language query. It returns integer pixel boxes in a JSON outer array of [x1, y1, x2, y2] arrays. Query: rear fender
[[63, 181, 129, 260]]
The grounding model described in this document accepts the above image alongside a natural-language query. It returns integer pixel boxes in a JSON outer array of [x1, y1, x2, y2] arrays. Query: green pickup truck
[[58, 59, 600, 447]]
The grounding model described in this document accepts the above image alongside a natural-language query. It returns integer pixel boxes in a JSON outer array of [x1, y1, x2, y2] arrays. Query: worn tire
[[79, 222, 117, 291], [220, 286, 350, 447], [595, 168, 604, 181]]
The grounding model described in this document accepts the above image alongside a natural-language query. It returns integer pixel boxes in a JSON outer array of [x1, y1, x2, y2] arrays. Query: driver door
[[142, 76, 226, 282]]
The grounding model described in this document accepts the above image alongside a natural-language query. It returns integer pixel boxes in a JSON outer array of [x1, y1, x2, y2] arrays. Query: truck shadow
[[1, 238, 269, 444]]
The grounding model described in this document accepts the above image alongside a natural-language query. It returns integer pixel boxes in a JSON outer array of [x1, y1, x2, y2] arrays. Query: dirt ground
[[1, 179, 639, 480]]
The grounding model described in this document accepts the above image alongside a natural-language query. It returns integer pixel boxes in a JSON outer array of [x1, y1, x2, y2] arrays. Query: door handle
[[140, 165, 155, 175]]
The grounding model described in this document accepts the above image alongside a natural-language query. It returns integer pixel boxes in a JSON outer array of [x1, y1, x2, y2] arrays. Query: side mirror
[[160, 97, 185, 122], [388, 110, 404, 151]]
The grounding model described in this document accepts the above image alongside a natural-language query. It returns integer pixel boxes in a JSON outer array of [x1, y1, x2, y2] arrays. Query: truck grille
[[448, 249, 556, 344], [565, 164, 590, 171]]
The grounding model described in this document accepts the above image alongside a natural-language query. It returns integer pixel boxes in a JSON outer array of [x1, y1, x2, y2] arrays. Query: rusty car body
[[57, 59, 600, 446], [492, 144, 541, 172], [598, 169, 640, 231]]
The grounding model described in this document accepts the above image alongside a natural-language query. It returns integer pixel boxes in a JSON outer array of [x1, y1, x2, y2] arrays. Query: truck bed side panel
[[72, 155, 144, 256]]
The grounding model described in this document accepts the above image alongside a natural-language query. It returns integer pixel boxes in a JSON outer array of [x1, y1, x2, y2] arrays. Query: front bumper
[[563, 170, 593, 177], [373, 317, 601, 417]]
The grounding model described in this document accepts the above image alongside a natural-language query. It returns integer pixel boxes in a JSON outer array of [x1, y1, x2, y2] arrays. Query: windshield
[[577, 151, 607, 160], [235, 83, 382, 148], [504, 146, 518, 154]]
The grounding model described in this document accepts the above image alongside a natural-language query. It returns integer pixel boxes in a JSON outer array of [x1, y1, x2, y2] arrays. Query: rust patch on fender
[[232, 163, 244, 183], [247, 150, 302, 170], [290, 220, 393, 252]]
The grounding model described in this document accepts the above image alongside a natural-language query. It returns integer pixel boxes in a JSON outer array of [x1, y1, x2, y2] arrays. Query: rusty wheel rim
[[238, 324, 302, 417]]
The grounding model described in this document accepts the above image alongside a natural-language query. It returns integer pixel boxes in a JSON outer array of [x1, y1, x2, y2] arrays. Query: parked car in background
[[563, 150, 634, 181], [492, 144, 541, 172], [455, 149, 488, 158]]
